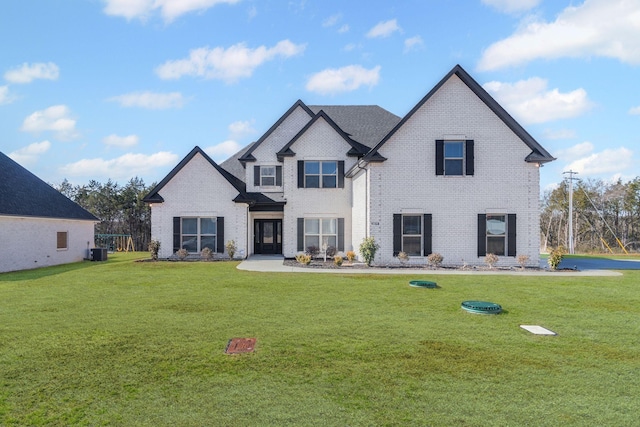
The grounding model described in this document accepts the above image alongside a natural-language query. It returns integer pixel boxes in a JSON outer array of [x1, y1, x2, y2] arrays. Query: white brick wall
[[281, 118, 356, 257], [368, 75, 541, 267], [150, 152, 248, 259], [246, 106, 311, 194], [0, 216, 95, 272]]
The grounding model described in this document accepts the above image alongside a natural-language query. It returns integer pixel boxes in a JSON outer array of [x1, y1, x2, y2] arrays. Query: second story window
[[304, 161, 337, 188], [444, 141, 464, 175], [435, 140, 474, 176], [260, 166, 276, 186]]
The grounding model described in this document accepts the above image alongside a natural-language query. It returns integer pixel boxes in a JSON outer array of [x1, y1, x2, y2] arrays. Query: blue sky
[[1, 0, 639, 191]]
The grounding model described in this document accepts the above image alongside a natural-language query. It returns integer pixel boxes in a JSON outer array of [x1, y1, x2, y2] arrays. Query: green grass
[[1, 253, 639, 426]]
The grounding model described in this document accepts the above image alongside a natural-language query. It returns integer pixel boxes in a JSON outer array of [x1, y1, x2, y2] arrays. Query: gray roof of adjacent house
[[0, 151, 98, 221]]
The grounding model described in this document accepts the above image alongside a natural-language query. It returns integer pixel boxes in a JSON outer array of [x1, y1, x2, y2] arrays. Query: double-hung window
[[444, 142, 464, 175], [436, 140, 474, 176], [181, 217, 217, 253], [304, 218, 337, 250], [486, 215, 506, 255], [304, 161, 337, 188], [260, 166, 276, 186], [402, 215, 422, 256], [478, 213, 516, 257], [254, 165, 282, 188]]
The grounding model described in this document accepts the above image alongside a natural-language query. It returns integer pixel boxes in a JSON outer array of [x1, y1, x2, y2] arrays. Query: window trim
[[402, 215, 422, 256], [297, 160, 344, 188], [180, 217, 217, 254], [436, 139, 474, 176], [56, 231, 68, 250], [303, 218, 338, 251]]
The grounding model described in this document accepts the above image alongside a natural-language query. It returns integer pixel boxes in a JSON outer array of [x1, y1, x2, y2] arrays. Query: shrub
[[397, 251, 409, 264], [548, 246, 566, 270], [359, 236, 379, 266], [326, 246, 337, 258], [346, 251, 356, 263], [295, 253, 312, 265], [148, 240, 160, 261], [201, 247, 213, 261], [176, 248, 188, 260], [427, 252, 443, 268], [517, 254, 530, 269], [485, 253, 499, 269], [225, 240, 237, 259], [334, 255, 343, 266], [306, 245, 319, 258]]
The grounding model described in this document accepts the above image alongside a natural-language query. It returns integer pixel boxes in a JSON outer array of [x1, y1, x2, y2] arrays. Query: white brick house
[[144, 65, 554, 266], [0, 151, 98, 273]]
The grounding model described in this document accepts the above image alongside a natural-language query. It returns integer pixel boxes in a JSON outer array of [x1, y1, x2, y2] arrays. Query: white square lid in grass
[[520, 325, 557, 335]]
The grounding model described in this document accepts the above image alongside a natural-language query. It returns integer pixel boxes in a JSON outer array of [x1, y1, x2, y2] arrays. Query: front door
[[254, 219, 282, 254]]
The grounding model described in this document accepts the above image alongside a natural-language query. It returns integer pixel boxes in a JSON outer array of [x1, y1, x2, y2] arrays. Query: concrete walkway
[[237, 255, 622, 276]]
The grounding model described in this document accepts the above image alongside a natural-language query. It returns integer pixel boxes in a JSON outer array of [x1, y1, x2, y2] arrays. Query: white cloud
[[366, 19, 401, 38], [60, 151, 179, 180], [555, 141, 595, 160], [103, 0, 240, 23], [338, 24, 349, 33], [0, 85, 15, 105], [564, 145, 634, 176], [481, 0, 541, 14], [483, 77, 593, 124], [108, 91, 186, 109], [478, 0, 640, 71], [629, 105, 640, 115], [323, 13, 341, 27], [404, 36, 424, 53], [228, 120, 256, 139], [155, 40, 306, 83], [205, 140, 243, 161], [306, 65, 381, 95], [4, 62, 59, 84], [21, 105, 78, 140], [8, 141, 51, 165], [103, 134, 139, 148]]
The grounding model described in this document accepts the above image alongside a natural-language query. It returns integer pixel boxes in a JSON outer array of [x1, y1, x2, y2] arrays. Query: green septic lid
[[461, 300, 502, 314], [409, 280, 438, 288]]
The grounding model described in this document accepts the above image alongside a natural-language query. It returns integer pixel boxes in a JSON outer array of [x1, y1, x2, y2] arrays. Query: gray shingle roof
[[309, 105, 401, 148], [0, 151, 98, 221]]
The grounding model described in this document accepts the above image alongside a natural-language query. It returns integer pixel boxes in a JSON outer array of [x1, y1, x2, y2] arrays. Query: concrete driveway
[[541, 256, 640, 271]]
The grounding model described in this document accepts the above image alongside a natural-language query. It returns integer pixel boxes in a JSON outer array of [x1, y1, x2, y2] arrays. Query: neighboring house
[[144, 65, 555, 266], [0, 151, 98, 273]]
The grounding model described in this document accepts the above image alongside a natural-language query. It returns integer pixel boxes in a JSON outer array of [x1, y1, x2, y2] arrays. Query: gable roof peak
[[363, 64, 555, 164], [143, 146, 246, 203]]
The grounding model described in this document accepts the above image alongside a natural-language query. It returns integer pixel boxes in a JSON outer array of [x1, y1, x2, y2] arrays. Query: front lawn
[[1, 253, 638, 426]]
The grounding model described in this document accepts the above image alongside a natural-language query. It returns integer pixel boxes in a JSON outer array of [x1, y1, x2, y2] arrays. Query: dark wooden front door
[[254, 219, 282, 254]]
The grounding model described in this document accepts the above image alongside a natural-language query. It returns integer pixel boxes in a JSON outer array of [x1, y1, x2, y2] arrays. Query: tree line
[[541, 177, 640, 253], [54, 178, 155, 252]]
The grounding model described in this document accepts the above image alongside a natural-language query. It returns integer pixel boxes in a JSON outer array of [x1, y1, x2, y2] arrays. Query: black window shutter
[[507, 214, 517, 257], [477, 214, 487, 257], [338, 161, 345, 188], [254, 166, 260, 186], [297, 161, 304, 188], [276, 166, 282, 186], [465, 140, 474, 176], [435, 140, 444, 175], [338, 218, 344, 251], [423, 214, 432, 256], [216, 217, 224, 253], [297, 218, 304, 251], [173, 217, 181, 253], [393, 214, 402, 256]]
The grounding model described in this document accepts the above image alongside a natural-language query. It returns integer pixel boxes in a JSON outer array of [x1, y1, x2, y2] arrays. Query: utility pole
[[563, 170, 579, 254]]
